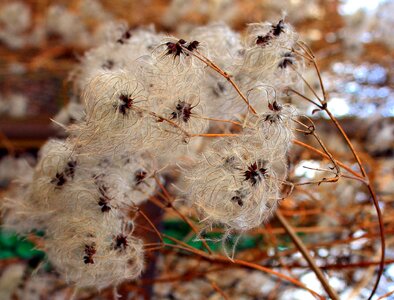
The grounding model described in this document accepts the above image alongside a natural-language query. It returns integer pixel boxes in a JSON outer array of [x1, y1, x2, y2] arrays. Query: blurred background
[[0, 0, 393, 299]]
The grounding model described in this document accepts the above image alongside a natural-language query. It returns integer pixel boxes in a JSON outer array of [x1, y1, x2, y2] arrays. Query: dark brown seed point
[[83, 245, 96, 264], [114, 234, 128, 250], [135, 170, 147, 185], [119, 94, 133, 115], [272, 19, 285, 37], [244, 162, 268, 186], [231, 195, 244, 207], [170, 101, 193, 123], [278, 52, 294, 69]]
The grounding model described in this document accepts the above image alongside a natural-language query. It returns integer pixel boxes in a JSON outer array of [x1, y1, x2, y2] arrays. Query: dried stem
[[377, 289, 394, 300], [275, 210, 339, 300], [291, 46, 386, 299], [208, 279, 230, 300], [153, 175, 213, 255], [292, 139, 364, 181], [191, 133, 239, 138], [162, 234, 323, 299], [181, 46, 258, 115], [135, 207, 164, 244]]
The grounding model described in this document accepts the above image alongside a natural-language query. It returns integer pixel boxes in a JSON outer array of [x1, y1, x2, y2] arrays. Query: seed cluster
[[3, 18, 302, 287]]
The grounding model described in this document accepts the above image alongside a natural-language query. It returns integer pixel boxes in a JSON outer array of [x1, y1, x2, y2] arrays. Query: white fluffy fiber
[[3, 19, 303, 288], [3, 137, 152, 288], [185, 107, 291, 232]]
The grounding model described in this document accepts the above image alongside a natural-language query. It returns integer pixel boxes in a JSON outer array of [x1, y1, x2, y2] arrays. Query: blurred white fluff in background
[[0, 93, 29, 118]]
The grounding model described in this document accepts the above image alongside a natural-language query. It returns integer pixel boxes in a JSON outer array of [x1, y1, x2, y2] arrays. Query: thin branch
[[287, 87, 321, 107], [309, 56, 386, 299], [208, 279, 230, 300], [162, 235, 323, 299], [153, 175, 213, 255], [191, 133, 239, 138], [195, 115, 244, 127], [181, 46, 257, 115], [275, 210, 339, 300], [377, 289, 394, 300], [135, 207, 164, 243], [292, 139, 364, 181]]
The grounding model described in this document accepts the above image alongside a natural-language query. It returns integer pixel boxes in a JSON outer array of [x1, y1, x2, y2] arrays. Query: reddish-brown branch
[[275, 211, 339, 300], [208, 279, 230, 300]]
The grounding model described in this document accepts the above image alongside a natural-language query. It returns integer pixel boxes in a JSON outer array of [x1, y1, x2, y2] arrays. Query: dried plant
[[1, 17, 387, 300]]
